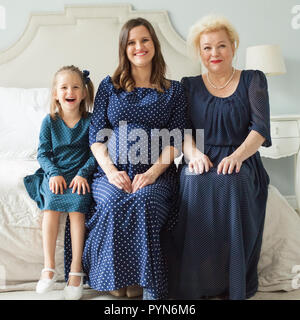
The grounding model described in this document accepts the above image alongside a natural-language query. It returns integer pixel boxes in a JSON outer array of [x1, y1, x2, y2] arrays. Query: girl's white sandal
[[36, 268, 57, 294], [63, 272, 85, 300]]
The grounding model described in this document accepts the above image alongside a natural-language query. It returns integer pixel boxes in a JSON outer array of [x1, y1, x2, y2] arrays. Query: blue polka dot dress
[[166, 70, 272, 300], [23, 113, 97, 278], [82, 76, 186, 300]]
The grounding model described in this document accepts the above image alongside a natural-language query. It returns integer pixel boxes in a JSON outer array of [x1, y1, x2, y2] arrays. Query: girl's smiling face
[[54, 71, 86, 114]]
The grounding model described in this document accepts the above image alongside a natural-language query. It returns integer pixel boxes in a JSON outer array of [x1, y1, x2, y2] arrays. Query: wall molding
[[0, 4, 200, 88], [0, 4, 189, 65]]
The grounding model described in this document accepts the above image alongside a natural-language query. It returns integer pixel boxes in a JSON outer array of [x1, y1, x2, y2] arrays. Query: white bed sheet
[[258, 185, 300, 291], [0, 159, 66, 291], [1, 158, 300, 292]]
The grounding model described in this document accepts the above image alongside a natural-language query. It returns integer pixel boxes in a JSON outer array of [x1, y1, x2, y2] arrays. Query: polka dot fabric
[[82, 76, 186, 300], [23, 113, 97, 280], [166, 70, 272, 300], [24, 113, 96, 215]]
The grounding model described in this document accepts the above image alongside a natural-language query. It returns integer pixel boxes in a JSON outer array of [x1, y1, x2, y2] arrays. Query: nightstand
[[259, 114, 300, 212]]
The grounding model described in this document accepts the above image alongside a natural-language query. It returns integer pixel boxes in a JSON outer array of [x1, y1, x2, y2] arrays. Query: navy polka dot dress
[[82, 76, 186, 300], [166, 70, 272, 300]]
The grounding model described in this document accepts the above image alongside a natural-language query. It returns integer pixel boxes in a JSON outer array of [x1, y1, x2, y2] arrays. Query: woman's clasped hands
[[49, 175, 90, 195], [107, 169, 157, 193]]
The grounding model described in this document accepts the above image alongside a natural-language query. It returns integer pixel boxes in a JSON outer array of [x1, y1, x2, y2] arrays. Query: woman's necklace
[[207, 67, 235, 90]]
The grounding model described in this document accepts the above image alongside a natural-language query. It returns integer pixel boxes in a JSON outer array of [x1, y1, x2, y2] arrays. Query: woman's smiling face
[[126, 25, 155, 69], [199, 29, 235, 73]]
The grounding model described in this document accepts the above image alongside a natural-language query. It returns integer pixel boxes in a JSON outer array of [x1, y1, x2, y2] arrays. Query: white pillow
[[258, 185, 300, 291], [0, 87, 50, 159]]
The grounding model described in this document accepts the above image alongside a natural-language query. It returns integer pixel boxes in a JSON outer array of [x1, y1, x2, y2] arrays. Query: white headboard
[[0, 4, 200, 88]]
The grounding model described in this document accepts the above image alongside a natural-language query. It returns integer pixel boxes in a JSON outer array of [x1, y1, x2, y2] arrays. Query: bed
[[0, 4, 299, 294]]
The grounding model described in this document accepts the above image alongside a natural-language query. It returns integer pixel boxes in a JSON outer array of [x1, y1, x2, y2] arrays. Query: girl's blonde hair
[[187, 14, 240, 58], [50, 65, 94, 119]]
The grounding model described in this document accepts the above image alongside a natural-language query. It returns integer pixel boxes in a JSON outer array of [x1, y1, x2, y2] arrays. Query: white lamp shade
[[245, 44, 286, 75]]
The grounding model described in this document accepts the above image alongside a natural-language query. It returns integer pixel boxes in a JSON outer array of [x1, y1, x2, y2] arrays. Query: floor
[[0, 286, 300, 300]]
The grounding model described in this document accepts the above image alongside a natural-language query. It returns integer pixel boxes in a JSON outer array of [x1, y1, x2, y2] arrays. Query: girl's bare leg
[[42, 210, 61, 279], [68, 212, 85, 286]]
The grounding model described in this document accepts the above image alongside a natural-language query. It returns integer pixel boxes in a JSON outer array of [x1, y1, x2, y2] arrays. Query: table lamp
[[245, 44, 286, 75]]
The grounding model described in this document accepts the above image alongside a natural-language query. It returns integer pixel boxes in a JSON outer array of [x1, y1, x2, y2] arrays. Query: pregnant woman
[[82, 17, 186, 300]]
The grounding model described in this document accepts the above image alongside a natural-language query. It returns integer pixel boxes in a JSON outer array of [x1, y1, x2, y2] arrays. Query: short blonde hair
[[187, 14, 240, 58]]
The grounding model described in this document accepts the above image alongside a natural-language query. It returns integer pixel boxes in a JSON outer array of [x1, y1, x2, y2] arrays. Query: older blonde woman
[[167, 15, 271, 300]]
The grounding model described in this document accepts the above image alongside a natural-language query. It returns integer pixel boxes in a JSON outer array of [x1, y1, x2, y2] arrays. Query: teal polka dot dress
[[24, 113, 97, 279], [24, 113, 97, 214]]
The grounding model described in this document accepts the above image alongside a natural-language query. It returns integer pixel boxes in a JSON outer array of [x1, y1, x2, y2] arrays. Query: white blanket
[[258, 185, 300, 291], [0, 159, 300, 293], [0, 159, 65, 291]]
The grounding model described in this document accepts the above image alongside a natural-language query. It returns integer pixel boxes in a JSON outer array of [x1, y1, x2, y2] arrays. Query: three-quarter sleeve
[[89, 76, 112, 146], [248, 70, 272, 147], [37, 115, 61, 177]]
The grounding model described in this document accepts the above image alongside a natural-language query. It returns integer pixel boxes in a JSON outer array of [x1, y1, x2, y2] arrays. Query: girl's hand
[[107, 171, 132, 193], [69, 176, 91, 195], [217, 155, 243, 175], [49, 176, 67, 195], [132, 171, 157, 193], [188, 153, 213, 174]]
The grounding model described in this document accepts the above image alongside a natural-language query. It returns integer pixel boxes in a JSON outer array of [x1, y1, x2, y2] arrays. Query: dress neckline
[[134, 86, 155, 90], [200, 70, 244, 99], [60, 116, 82, 129], [108, 75, 174, 94], [133, 81, 173, 92]]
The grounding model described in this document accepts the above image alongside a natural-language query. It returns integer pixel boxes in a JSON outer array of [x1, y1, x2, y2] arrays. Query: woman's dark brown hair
[[111, 17, 170, 92]]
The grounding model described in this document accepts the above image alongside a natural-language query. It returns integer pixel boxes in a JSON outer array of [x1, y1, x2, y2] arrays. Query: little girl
[[24, 65, 96, 300]]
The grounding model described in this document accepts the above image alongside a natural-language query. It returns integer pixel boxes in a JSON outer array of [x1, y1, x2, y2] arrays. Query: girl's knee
[[68, 211, 85, 220], [69, 213, 85, 231], [43, 210, 61, 219]]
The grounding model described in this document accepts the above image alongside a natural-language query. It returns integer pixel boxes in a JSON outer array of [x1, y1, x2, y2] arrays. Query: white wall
[[0, 0, 299, 197]]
